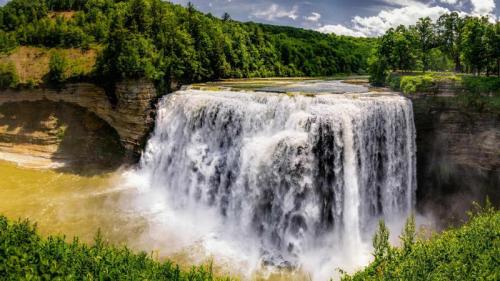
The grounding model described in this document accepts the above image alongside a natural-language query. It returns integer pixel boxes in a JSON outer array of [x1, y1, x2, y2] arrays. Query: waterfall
[[131, 88, 416, 278]]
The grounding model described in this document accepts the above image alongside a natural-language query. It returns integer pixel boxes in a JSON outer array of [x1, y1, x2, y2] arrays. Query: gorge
[[0, 79, 497, 280]]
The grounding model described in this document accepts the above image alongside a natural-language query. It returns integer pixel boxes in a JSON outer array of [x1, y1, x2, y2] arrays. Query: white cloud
[[317, 24, 367, 37], [470, 0, 495, 16], [252, 4, 299, 21], [318, 1, 458, 37], [351, 5, 450, 36], [438, 0, 458, 4], [304, 12, 321, 22]]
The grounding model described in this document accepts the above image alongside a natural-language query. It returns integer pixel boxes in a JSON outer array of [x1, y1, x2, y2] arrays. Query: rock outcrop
[[0, 80, 157, 155], [0, 80, 158, 170], [411, 95, 500, 225]]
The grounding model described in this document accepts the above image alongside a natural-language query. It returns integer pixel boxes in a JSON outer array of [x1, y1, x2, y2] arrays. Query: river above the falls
[[0, 79, 418, 281]]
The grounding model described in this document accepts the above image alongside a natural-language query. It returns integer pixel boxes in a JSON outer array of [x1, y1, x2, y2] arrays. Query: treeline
[[370, 13, 500, 85], [0, 0, 374, 92]]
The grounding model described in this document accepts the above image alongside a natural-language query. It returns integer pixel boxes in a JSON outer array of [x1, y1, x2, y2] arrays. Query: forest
[[0, 0, 374, 92], [370, 13, 500, 85]]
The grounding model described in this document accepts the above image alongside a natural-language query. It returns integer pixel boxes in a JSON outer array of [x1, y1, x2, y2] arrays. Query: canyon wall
[[411, 95, 500, 225], [0, 80, 157, 170]]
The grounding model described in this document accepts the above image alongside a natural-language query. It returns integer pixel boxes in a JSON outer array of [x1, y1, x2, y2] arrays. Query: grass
[[0, 215, 231, 281]]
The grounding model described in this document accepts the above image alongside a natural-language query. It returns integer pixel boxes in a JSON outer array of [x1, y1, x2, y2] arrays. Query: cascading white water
[[128, 86, 416, 280]]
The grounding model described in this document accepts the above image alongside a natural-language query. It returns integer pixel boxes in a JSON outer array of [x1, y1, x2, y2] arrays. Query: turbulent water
[[129, 86, 417, 280]]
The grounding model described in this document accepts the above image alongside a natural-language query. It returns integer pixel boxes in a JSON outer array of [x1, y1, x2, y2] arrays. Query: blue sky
[[0, 0, 497, 37], [170, 0, 498, 36]]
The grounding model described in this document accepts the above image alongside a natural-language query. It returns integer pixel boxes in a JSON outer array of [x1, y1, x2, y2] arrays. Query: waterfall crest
[[134, 88, 416, 275]]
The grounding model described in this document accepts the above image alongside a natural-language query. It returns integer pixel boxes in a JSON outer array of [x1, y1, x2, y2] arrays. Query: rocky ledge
[[0, 80, 158, 170]]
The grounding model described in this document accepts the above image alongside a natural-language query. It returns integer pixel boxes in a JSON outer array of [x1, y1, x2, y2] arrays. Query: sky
[[0, 0, 497, 37], [170, 0, 498, 37]]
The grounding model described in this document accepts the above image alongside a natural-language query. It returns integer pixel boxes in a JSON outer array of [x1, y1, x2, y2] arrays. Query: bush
[[462, 76, 500, 94], [385, 73, 401, 90], [47, 51, 67, 84], [342, 205, 500, 281], [400, 75, 436, 94], [0, 31, 18, 53], [0, 62, 19, 89], [0, 215, 230, 280]]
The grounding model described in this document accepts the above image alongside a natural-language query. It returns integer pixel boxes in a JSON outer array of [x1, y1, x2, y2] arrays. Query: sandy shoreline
[[0, 151, 65, 169]]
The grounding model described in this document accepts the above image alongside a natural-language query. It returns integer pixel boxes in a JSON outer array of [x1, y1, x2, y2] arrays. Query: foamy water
[[122, 85, 417, 280]]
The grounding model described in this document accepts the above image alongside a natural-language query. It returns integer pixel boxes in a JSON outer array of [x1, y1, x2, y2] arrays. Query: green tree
[[462, 17, 489, 75], [415, 17, 436, 72], [373, 220, 391, 261], [48, 51, 67, 84], [484, 21, 500, 76], [400, 214, 416, 254], [436, 12, 464, 72], [393, 25, 417, 72]]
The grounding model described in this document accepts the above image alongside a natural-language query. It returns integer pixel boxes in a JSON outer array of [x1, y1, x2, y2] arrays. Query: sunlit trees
[[0, 0, 375, 90], [370, 13, 500, 84]]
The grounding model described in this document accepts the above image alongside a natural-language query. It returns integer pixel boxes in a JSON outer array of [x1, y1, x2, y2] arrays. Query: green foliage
[[385, 73, 401, 90], [462, 17, 490, 75], [0, 215, 229, 280], [400, 75, 436, 94], [462, 75, 500, 94], [343, 207, 500, 281], [0, 0, 375, 91], [400, 214, 416, 254], [368, 56, 388, 86], [415, 17, 437, 72], [436, 12, 464, 72], [370, 13, 499, 85], [0, 30, 18, 53], [372, 220, 391, 262], [459, 76, 500, 111], [0, 61, 19, 89], [48, 51, 67, 84]]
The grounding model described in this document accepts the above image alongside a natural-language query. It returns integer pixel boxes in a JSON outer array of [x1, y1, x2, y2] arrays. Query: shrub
[[462, 76, 500, 94], [47, 51, 67, 84], [342, 205, 500, 281], [400, 75, 436, 94], [0, 215, 230, 280], [0, 31, 18, 53], [0, 62, 19, 89], [385, 73, 401, 90]]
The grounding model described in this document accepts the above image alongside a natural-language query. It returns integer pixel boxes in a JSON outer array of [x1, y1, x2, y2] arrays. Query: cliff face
[[412, 96, 500, 225], [0, 80, 157, 170]]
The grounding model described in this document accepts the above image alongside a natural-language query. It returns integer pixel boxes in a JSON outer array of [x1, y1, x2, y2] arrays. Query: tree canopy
[[369, 13, 500, 85], [0, 0, 375, 92]]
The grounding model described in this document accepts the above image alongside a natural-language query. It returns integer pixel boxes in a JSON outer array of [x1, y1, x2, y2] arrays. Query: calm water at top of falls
[[0, 80, 417, 281]]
